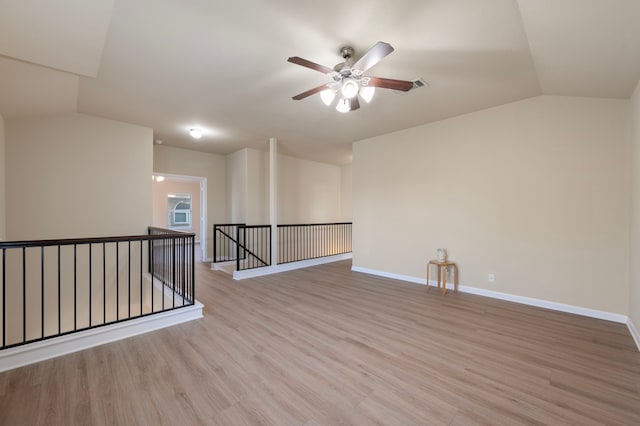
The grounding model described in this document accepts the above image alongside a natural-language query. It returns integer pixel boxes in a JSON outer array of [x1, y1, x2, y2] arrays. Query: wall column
[[269, 137, 278, 266]]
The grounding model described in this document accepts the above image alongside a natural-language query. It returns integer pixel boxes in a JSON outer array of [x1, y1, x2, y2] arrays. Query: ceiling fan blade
[[292, 84, 329, 100], [288, 56, 334, 74], [350, 96, 360, 111], [352, 41, 394, 73], [366, 77, 414, 91]]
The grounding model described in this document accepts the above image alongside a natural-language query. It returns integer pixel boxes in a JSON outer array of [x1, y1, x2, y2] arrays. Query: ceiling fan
[[288, 41, 414, 112]]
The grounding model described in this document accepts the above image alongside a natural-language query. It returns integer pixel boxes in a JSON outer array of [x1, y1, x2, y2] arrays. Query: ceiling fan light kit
[[288, 41, 414, 112]]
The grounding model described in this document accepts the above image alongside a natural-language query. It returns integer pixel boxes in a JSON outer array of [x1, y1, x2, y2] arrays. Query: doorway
[[152, 173, 207, 262]]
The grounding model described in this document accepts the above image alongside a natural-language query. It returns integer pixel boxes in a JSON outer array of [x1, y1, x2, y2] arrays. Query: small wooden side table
[[426, 260, 458, 295]]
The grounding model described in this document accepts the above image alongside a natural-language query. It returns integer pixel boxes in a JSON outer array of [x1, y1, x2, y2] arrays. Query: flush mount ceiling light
[[189, 128, 203, 139], [288, 41, 414, 112]]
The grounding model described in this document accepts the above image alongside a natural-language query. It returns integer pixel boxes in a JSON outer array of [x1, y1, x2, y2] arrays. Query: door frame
[[152, 172, 207, 262]]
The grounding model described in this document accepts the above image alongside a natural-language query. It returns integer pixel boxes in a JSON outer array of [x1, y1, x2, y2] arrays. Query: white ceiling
[[1, 0, 639, 165]]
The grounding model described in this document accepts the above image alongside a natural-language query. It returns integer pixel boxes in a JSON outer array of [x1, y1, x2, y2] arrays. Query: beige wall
[[152, 179, 201, 241], [226, 147, 346, 225], [353, 95, 630, 315], [0, 113, 5, 240], [225, 148, 268, 224], [278, 154, 342, 224], [340, 164, 352, 222], [630, 81, 640, 330], [153, 145, 226, 260], [6, 112, 153, 239], [226, 149, 247, 223], [247, 148, 269, 224]]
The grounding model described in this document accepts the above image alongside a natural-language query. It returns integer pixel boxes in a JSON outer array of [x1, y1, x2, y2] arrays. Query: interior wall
[[6, 112, 152, 239], [153, 145, 226, 261], [246, 148, 269, 225], [278, 155, 342, 224], [630, 81, 640, 332], [0, 113, 5, 240], [152, 179, 201, 242], [340, 164, 352, 221], [226, 149, 247, 223], [226, 147, 343, 225], [353, 95, 630, 315]]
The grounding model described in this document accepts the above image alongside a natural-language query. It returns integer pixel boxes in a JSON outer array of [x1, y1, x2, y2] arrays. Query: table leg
[[426, 264, 430, 289], [453, 265, 458, 293], [441, 265, 446, 295]]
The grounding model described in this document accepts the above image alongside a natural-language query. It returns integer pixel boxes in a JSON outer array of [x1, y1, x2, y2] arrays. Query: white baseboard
[[628, 318, 640, 352], [351, 266, 425, 285], [0, 302, 203, 372], [212, 260, 236, 270], [351, 266, 629, 325], [234, 253, 353, 280]]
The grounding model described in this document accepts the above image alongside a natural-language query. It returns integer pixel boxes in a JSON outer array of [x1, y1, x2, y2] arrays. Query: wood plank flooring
[[1, 260, 639, 425]]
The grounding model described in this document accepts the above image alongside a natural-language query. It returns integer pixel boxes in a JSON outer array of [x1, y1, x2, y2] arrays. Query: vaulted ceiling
[[1, 0, 639, 165]]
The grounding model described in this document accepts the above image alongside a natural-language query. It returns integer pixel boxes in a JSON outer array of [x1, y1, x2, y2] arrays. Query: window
[[168, 193, 192, 228]]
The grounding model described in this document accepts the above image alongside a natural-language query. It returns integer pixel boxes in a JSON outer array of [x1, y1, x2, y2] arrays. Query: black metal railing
[[213, 222, 352, 272], [278, 222, 352, 264], [0, 227, 195, 351], [236, 225, 271, 271], [213, 224, 245, 262], [148, 227, 195, 306]]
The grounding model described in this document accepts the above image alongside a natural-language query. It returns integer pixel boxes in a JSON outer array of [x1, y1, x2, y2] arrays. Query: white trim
[[351, 266, 628, 324], [152, 172, 207, 263], [212, 260, 236, 270], [234, 253, 352, 280], [628, 318, 640, 352], [351, 266, 425, 285], [0, 302, 203, 372]]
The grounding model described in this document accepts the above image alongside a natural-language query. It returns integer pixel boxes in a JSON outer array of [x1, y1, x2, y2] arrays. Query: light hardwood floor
[[1, 260, 639, 425]]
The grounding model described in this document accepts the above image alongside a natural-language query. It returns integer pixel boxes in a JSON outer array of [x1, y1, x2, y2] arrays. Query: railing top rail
[[0, 227, 195, 249], [277, 222, 352, 227], [148, 226, 195, 234], [240, 224, 272, 229], [213, 223, 247, 227]]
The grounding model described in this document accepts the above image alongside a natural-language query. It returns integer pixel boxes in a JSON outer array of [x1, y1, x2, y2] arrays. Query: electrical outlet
[[488, 274, 495, 282]]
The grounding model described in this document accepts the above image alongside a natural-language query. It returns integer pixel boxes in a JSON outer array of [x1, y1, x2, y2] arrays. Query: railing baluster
[[2, 248, 6, 348], [172, 238, 176, 309], [150, 238, 154, 313], [116, 242, 119, 322], [139, 240, 143, 316], [128, 241, 131, 319], [23, 247, 26, 344], [41, 246, 44, 339], [58, 245, 61, 335], [89, 244, 92, 327], [103, 242, 106, 325], [74, 244, 77, 331]]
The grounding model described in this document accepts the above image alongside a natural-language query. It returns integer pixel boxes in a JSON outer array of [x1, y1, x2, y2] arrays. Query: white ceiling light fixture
[[320, 89, 336, 106], [155, 175, 165, 182], [189, 128, 203, 139], [336, 98, 350, 113], [341, 78, 359, 99], [360, 85, 375, 103]]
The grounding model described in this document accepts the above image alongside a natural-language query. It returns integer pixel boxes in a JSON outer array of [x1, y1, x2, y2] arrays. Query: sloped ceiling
[[0, 0, 114, 77], [0, 0, 639, 165]]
